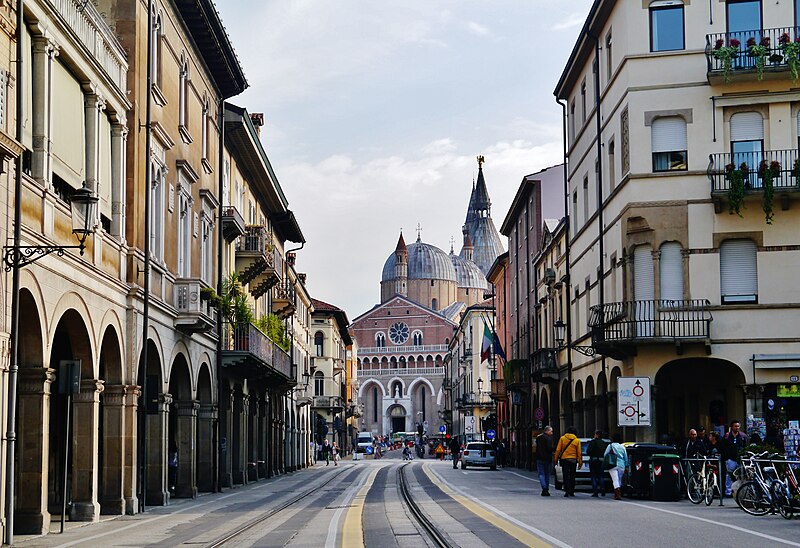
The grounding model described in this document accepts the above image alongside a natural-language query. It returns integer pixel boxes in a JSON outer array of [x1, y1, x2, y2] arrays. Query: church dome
[[449, 251, 488, 290], [382, 239, 457, 282]]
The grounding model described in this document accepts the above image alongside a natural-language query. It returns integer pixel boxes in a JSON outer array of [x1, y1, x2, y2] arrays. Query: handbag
[[602, 448, 618, 470]]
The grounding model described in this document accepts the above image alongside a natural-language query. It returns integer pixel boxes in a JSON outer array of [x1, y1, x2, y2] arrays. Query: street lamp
[[3, 186, 99, 270], [477, 377, 483, 396], [553, 319, 596, 357]]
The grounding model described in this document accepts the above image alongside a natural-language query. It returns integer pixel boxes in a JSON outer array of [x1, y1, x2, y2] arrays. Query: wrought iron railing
[[222, 321, 292, 379], [706, 27, 797, 76], [222, 205, 245, 228], [312, 395, 344, 409], [588, 300, 712, 342], [531, 348, 559, 373], [708, 149, 800, 192], [457, 393, 494, 407], [237, 225, 275, 264]]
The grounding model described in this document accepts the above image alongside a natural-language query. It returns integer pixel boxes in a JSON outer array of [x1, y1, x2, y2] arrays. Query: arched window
[[431, 298, 438, 311], [659, 242, 684, 301], [372, 387, 378, 422], [152, 12, 163, 88], [375, 332, 386, 348], [314, 371, 324, 396], [412, 331, 423, 346], [314, 331, 324, 357], [179, 56, 190, 130], [651, 116, 687, 172], [720, 239, 758, 304]]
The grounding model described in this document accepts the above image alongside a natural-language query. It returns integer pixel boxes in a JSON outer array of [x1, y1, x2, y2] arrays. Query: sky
[[215, 0, 593, 319]]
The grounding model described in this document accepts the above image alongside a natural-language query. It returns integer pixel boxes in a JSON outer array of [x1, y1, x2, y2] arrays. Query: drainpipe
[[215, 99, 225, 492], [556, 97, 572, 434], [5, 0, 25, 542]]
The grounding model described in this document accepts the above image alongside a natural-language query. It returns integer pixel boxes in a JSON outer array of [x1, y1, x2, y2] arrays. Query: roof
[[461, 161, 504, 275], [544, 218, 560, 233], [174, 0, 248, 99], [395, 232, 407, 252], [349, 294, 458, 327], [449, 251, 489, 290], [382, 238, 457, 282], [311, 298, 352, 345]]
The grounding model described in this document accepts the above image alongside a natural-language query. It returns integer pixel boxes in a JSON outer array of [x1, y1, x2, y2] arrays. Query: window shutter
[[720, 239, 758, 302], [659, 242, 684, 301], [730, 112, 764, 141], [52, 59, 86, 187], [652, 117, 687, 152], [98, 113, 113, 220], [634, 245, 655, 301]]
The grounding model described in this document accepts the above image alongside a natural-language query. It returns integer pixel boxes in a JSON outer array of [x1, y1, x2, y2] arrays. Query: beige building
[[290, 266, 315, 467], [555, 0, 800, 444]]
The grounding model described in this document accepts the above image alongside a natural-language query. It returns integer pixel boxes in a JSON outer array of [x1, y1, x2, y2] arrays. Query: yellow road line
[[422, 463, 554, 548], [341, 466, 380, 548]]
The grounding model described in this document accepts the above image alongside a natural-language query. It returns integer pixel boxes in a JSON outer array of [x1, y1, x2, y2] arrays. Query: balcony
[[235, 226, 279, 297], [221, 322, 294, 387], [708, 149, 800, 212], [221, 206, 246, 242], [706, 27, 797, 84], [530, 348, 559, 383], [489, 378, 505, 401], [356, 366, 445, 377], [358, 344, 448, 355], [173, 279, 216, 334], [588, 300, 712, 360], [502, 359, 529, 392], [271, 280, 297, 319], [311, 395, 344, 411], [455, 392, 494, 410]]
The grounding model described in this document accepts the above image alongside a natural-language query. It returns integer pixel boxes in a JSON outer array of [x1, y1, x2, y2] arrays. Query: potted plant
[[725, 162, 748, 217], [758, 159, 781, 224], [779, 32, 800, 85], [257, 313, 292, 352], [747, 36, 770, 81], [714, 38, 740, 82]]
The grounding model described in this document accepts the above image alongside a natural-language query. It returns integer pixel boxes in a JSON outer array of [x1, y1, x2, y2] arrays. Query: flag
[[481, 322, 492, 363], [493, 333, 507, 362]]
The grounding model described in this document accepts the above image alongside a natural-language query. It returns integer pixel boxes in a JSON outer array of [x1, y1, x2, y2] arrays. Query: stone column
[[71, 379, 104, 522], [110, 119, 128, 240], [174, 400, 198, 498], [15, 368, 55, 534], [31, 36, 58, 189], [197, 403, 217, 492], [83, 91, 106, 198], [218, 387, 233, 488], [147, 393, 171, 506], [256, 395, 267, 478], [231, 387, 245, 485], [100, 384, 126, 515], [247, 395, 258, 482], [123, 385, 140, 514]]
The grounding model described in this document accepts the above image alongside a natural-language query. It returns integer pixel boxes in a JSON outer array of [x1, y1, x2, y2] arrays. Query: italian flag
[[480, 322, 492, 363]]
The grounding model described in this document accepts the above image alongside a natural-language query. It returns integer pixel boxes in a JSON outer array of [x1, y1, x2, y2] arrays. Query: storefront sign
[[777, 384, 800, 398]]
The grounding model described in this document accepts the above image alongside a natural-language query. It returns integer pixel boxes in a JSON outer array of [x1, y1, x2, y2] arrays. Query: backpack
[[602, 447, 618, 470]]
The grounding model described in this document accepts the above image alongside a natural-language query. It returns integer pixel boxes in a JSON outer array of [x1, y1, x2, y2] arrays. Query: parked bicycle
[[686, 455, 722, 506], [734, 452, 788, 517]]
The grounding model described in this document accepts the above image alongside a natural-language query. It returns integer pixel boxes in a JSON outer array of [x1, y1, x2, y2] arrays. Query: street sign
[[618, 376, 651, 426], [486, 429, 496, 440], [439, 425, 446, 433], [534, 407, 545, 421], [464, 416, 476, 434]]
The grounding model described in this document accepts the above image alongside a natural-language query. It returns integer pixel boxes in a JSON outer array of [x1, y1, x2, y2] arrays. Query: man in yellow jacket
[[553, 426, 582, 497]]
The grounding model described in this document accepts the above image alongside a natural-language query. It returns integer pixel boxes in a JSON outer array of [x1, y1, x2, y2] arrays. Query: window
[[634, 245, 655, 336], [608, 139, 616, 192], [727, 0, 761, 34], [572, 191, 578, 234], [580, 81, 587, 123], [372, 387, 378, 422], [431, 298, 437, 311], [570, 101, 576, 142], [651, 116, 687, 172], [605, 31, 613, 83], [314, 331, 324, 356], [582, 176, 589, 224], [179, 56, 189, 131], [201, 96, 210, 162], [375, 332, 386, 348], [720, 239, 758, 303], [200, 204, 213, 283], [177, 177, 193, 277], [152, 13, 163, 89], [412, 331, 423, 346], [650, 1, 685, 52], [730, 111, 764, 187], [151, 166, 165, 260], [314, 371, 324, 396], [659, 242, 684, 301]]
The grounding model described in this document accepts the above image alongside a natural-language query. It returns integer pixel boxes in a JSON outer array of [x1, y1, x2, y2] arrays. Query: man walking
[[449, 436, 461, 469], [586, 430, 607, 497], [322, 439, 331, 466], [535, 426, 555, 496], [554, 426, 582, 497]]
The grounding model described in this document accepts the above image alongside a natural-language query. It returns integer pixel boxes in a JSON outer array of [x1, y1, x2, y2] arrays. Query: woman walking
[[553, 426, 582, 497], [603, 433, 629, 500], [332, 442, 339, 466]]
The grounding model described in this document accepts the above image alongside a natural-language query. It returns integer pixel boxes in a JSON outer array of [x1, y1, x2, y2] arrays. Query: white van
[[356, 432, 373, 453]]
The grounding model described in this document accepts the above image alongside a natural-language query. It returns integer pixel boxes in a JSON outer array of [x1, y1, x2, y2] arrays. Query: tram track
[[204, 465, 354, 548], [397, 463, 457, 548]]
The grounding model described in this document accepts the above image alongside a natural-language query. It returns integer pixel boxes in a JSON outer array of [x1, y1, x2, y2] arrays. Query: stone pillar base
[[221, 473, 233, 488], [15, 511, 50, 535], [100, 498, 125, 516], [146, 489, 169, 506], [174, 485, 198, 499], [70, 501, 100, 522], [124, 496, 139, 515]]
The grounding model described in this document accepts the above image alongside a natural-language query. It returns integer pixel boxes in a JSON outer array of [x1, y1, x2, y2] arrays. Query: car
[[356, 432, 373, 454], [553, 438, 613, 491], [461, 442, 496, 470]]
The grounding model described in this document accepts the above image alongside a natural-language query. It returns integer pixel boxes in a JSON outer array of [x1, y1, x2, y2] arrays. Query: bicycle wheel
[[704, 471, 716, 506], [736, 481, 771, 516], [687, 473, 704, 504], [771, 481, 794, 520]]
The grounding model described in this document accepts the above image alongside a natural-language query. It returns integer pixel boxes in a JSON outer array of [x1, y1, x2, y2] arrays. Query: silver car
[[461, 442, 496, 470]]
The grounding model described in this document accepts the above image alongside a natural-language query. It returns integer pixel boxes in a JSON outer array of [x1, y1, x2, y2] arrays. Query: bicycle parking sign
[[618, 376, 651, 426]]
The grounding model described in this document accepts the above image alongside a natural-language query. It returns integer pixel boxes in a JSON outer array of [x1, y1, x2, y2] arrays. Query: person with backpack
[[586, 430, 608, 497], [553, 426, 582, 497], [603, 433, 629, 500]]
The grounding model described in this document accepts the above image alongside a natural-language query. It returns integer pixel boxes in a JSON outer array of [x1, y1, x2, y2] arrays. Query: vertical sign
[[617, 376, 651, 426]]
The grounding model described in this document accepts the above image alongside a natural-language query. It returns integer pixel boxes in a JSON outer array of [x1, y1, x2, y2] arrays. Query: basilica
[[351, 158, 504, 437]]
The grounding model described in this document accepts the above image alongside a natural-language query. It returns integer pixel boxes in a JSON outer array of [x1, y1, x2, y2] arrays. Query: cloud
[[553, 12, 585, 31], [466, 21, 491, 36]]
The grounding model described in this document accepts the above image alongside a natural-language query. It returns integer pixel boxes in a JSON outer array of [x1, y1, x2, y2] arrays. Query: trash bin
[[625, 444, 676, 498], [651, 453, 681, 501]]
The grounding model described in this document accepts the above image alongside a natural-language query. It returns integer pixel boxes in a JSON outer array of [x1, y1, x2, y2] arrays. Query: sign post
[[617, 376, 651, 427], [464, 416, 476, 436]]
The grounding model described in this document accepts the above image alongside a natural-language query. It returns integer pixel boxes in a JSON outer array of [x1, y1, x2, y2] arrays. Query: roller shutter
[[659, 242, 684, 301], [730, 112, 763, 141], [720, 239, 758, 303], [652, 117, 687, 152]]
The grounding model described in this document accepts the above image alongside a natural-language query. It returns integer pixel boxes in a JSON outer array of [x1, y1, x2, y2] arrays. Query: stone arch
[[197, 363, 213, 404], [50, 305, 95, 379], [388, 377, 405, 398], [407, 377, 435, 395], [98, 308, 124, 375], [358, 378, 386, 398], [18, 287, 44, 368], [168, 352, 195, 499], [168, 341, 194, 394], [141, 327, 167, 385], [596, 372, 609, 432], [20, 269, 48, 338], [99, 324, 124, 385]]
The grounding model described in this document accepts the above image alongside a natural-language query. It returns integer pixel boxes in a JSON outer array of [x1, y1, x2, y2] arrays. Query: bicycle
[[687, 456, 721, 506], [735, 452, 779, 516], [765, 455, 799, 520]]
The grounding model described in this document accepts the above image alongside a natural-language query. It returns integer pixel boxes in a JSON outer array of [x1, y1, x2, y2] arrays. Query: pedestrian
[[586, 430, 608, 497], [682, 429, 705, 459], [497, 440, 507, 469], [322, 439, 331, 466], [332, 441, 339, 466], [535, 426, 555, 496], [449, 436, 461, 469], [168, 444, 178, 494], [603, 433, 629, 500], [696, 426, 709, 455], [553, 426, 582, 497], [723, 420, 748, 496]]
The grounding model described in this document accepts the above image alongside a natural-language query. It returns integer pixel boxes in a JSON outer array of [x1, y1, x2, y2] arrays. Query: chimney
[[287, 252, 296, 267], [250, 113, 264, 136], [298, 273, 307, 285]]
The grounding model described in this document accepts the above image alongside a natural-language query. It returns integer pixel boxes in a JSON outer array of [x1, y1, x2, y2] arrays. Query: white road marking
[[427, 465, 572, 548], [506, 471, 537, 482], [619, 500, 800, 547]]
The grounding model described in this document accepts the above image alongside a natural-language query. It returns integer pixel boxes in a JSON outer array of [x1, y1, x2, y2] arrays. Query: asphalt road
[[14, 453, 800, 547]]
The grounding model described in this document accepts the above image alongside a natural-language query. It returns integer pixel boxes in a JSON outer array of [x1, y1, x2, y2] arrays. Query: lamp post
[[554, 319, 596, 357], [3, 186, 99, 269], [477, 377, 483, 396]]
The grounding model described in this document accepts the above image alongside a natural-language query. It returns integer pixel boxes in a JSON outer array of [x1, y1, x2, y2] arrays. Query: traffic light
[[445, 434, 451, 439]]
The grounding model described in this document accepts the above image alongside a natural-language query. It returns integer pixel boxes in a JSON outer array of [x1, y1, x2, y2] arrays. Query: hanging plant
[[758, 159, 781, 224], [747, 36, 770, 81], [779, 33, 800, 85], [714, 38, 740, 83], [725, 162, 747, 217]]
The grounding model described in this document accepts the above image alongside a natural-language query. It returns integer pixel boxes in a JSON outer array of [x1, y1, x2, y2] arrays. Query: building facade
[[555, 0, 800, 446]]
